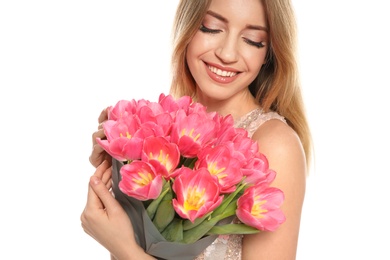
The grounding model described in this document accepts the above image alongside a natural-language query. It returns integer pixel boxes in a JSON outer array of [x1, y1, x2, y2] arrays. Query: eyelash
[[199, 24, 265, 49], [244, 39, 265, 48], [199, 24, 221, 34]]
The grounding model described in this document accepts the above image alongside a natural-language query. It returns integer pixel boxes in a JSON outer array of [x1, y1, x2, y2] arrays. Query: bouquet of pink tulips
[[97, 93, 285, 259]]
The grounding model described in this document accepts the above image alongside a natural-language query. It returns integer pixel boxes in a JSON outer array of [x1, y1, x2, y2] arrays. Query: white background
[[1, 1, 389, 259]]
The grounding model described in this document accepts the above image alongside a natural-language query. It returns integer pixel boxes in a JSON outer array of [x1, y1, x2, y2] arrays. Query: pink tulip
[[96, 116, 144, 161], [158, 93, 192, 114], [213, 114, 237, 144], [195, 144, 243, 193], [141, 136, 180, 180], [119, 161, 163, 201], [138, 106, 173, 136], [236, 183, 286, 231], [97, 115, 168, 162], [242, 153, 276, 186], [187, 101, 210, 116], [170, 110, 217, 157], [230, 129, 259, 159], [172, 167, 223, 223], [108, 99, 137, 121]]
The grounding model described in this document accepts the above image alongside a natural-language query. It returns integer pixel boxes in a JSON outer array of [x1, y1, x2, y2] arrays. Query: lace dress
[[194, 108, 286, 260]]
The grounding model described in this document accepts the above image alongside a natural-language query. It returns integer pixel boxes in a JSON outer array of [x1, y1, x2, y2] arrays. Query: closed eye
[[243, 38, 265, 48], [200, 24, 222, 34], [200, 24, 265, 48]]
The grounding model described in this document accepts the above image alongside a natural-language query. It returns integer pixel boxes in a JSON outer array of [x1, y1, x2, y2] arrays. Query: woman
[[81, 0, 312, 259]]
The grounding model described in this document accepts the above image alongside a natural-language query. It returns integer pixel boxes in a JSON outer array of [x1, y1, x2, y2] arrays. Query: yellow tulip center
[[133, 172, 153, 187], [150, 151, 170, 167], [208, 162, 227, 179], [181, 128, 201, 142], [251, 197, 268, 218], [119, 132, 132, 139], [183, 186, 206, 211]]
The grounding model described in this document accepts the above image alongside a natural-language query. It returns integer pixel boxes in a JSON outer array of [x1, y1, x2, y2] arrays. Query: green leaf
[[162, 183, 173, 201], [182, 157, 197, 168], [182, 212, 212, 231], [152, 199, 175, 232], [182, 217, 220, 244], [161, 218, 184, 242], [215, 199, 237, 220], [146, 180, 170, 219], [211, 181, 246, 217], [207, 224, 260, 235]]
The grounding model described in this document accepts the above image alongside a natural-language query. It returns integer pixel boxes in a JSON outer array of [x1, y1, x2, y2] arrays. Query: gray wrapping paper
[[111, 159, 218, 260]]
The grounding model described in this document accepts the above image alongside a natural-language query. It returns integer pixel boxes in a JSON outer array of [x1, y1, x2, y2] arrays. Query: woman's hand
[[90, 107, 112, 168], [81, 161, 152, 260]]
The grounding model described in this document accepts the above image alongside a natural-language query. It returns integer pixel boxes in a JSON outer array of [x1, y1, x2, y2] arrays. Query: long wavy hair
[[169, 0, 313, 168]]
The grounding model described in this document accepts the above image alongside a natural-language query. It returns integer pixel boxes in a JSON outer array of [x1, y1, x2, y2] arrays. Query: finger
[[98, 107, 109, 124], [92, 129, 106, 146], [89, 154, 111, 169], [85, 177, 104, 210], [107, 179, 113, 191], [89, 175, 121, 214], [85, 161, 110, 208], [101, 166, 112, 186], [91, 142, 105, 154], [89, 149, 111, 169], [93, 160, 110, 179]]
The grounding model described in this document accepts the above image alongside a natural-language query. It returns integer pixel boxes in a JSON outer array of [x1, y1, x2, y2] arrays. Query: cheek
[[188, 31, 219, 56], [242, 48, 267, 72], [186, 32, 215, 71]]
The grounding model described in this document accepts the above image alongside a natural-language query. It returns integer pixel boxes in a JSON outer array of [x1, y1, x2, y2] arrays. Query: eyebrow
[[206, 10, 268, 32], [207, 10, 228, 23]]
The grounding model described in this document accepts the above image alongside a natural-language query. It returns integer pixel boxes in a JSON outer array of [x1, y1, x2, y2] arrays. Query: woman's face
[[186, 0, 268, 105]]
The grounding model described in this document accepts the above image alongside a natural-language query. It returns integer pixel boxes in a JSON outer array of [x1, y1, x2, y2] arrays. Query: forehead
[[207, 0, 267, 27]]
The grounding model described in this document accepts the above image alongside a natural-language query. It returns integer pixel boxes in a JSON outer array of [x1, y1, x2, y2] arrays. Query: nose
[[215, 35, 239, 64]]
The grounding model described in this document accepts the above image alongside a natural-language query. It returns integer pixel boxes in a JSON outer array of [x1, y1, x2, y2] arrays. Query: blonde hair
[[170, 0, 312, 168], [170, 0, 212, 98]]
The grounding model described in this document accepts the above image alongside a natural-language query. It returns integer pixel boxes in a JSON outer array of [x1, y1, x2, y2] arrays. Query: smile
[[204, 63, 240, 84], [207, 65, 238, 77]]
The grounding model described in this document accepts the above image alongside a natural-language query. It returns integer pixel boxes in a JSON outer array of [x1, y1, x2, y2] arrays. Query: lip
[[204, 62, 240, 84]]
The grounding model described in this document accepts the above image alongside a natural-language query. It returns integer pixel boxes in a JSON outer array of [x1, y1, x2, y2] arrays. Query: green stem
[[211, 181, 246, 217]]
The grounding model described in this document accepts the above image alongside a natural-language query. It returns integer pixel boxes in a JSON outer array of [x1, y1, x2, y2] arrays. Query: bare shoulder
[[251, 118, 306, 200], [241, 119, 306, 259], [252, 118, 306, 181]]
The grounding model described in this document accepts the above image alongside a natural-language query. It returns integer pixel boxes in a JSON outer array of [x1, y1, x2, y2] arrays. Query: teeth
[[208, 65, 237, 77]]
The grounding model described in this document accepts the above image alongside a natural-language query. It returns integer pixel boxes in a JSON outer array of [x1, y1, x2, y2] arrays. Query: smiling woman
[[2, 0, 390, 259], [80, 0, 311, 259]]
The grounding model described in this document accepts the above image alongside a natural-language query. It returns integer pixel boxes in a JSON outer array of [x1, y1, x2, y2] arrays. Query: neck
[[196, 90, 260, 120]]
